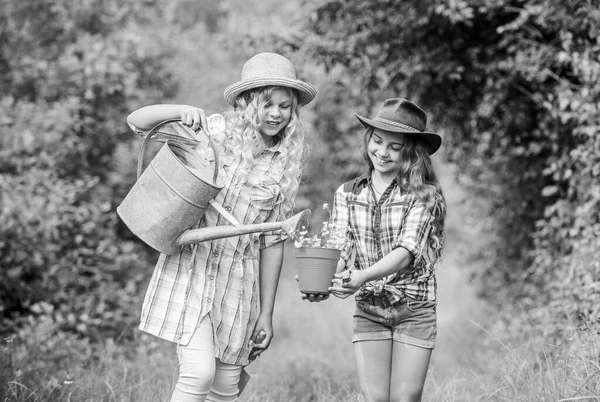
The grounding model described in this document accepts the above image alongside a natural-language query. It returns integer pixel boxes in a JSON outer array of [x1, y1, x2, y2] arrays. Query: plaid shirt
[[132, 123, 290, 366], [331, 171, 441, 302]]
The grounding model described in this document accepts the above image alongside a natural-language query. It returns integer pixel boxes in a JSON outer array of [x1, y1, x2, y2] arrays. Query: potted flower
[[292, 204, 347, 295]]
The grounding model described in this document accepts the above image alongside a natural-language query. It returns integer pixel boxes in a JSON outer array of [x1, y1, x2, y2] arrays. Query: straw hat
[[223, 53, 317, 106], [355, 98, 442, 155]]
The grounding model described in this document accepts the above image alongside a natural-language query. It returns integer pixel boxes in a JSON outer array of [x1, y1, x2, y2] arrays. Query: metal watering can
[[117, 118, 310, 254]]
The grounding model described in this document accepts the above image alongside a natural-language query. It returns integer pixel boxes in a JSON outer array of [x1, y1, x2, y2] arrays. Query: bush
[[295, 0, 600, 331], [0, 0, 176, 340]]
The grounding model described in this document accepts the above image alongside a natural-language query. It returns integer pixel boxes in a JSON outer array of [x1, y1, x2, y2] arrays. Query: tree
[[291, 0, 600, 330], [0, 0, 177, 339]]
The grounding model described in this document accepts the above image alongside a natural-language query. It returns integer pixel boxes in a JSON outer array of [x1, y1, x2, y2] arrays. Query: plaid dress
[[331, 171, 441, 303], [132, 123, 291, 366]]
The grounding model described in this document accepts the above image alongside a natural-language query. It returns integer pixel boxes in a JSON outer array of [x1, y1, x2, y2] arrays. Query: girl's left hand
[[180, 107, 207, 132], [248, 314, 273, 361], [329, 269, 363, 299]]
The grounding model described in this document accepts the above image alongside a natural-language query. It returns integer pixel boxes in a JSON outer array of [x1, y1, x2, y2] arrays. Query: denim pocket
[[355, 300, 388, 323], [406, 298, 436, 313]]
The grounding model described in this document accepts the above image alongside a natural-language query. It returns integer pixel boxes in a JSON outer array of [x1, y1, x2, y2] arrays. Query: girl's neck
[[371, 169, 395, 187]]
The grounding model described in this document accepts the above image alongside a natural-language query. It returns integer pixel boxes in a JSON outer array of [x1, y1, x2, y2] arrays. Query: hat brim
[[355, 113, 442, 155], [224, 78, 317, 106]]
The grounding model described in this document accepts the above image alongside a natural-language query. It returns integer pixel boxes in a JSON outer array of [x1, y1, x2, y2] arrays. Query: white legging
[[170, 316, 243, 402]]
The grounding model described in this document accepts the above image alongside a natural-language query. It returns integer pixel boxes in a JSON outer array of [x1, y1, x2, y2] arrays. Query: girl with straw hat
[[315, 98, 446, 402], [127, 52, 316, 401]]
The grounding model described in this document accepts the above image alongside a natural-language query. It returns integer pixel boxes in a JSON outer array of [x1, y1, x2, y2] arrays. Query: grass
[[2, 259, 599, 402]]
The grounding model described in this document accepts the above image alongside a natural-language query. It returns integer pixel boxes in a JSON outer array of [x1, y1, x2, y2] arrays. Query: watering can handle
[[136, 118, 220, 184]]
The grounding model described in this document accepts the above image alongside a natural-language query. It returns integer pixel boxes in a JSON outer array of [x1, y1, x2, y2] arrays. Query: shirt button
[[212, 252, 219, 258], [209, 275, 214, 280], [225, 206, 232, 211], [235, 184, 240, 188], [207, 298, 212, 303]]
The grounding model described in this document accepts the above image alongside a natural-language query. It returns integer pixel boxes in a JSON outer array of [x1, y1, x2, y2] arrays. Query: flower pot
[[294, 247, 341, 294]]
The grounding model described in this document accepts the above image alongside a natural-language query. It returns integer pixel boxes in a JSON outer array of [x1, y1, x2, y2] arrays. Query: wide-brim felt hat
[[355, 98, 442, 155], [224, 52, 317, 106]]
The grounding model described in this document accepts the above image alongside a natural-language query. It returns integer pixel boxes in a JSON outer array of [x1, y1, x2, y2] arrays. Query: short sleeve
[[259, 191, 295, 250]]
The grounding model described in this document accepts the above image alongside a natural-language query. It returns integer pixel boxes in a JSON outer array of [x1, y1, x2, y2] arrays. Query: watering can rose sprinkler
[[117, 117, 311, 254]]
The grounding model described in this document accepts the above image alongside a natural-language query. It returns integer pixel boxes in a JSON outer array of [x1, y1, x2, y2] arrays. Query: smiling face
[[257, 87, 293, 147], [367, 128, 406, 179]]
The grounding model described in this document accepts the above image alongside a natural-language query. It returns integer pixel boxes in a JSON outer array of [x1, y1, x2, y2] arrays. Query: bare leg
[[353, 339, 393, 402], [389, 342, 432, 402]]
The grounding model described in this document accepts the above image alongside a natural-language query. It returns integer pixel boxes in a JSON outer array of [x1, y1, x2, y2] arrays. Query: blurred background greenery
[[1, 0, 599, 400]]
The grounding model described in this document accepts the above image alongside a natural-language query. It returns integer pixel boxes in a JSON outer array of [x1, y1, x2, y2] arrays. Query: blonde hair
[[212, 86, 306, 216], [362, 127, 446, 264]]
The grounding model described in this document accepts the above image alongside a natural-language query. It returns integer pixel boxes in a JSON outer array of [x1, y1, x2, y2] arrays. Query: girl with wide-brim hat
[[126, 52, 316, 401], [224, 52, 316, 106], [310, 98, 446, 402]]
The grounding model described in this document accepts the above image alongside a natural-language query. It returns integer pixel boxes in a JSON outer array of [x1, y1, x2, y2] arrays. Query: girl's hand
[[329, 269, 363, 299], [301, 293, 330, 302], [180, 107, 208, 132], [294, 275, 330, 302], [248, 314, 273, 361]]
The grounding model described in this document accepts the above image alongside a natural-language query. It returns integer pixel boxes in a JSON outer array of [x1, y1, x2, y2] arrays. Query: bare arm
[[127, 104, 208, 131], [258, 241, 285, 316], [330, 246, 413, 298], [249, 241, 285, 359], [357, 246, 413, 283]]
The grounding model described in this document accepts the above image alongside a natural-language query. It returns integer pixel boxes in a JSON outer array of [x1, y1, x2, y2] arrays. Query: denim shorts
[[352, 295, 437, 349]]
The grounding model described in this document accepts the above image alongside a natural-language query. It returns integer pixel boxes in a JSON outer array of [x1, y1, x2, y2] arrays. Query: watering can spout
[[176, 209, 311, 246]]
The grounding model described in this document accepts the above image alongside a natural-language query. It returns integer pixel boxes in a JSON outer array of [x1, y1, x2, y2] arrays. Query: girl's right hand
[[180, 107, 208, 132]]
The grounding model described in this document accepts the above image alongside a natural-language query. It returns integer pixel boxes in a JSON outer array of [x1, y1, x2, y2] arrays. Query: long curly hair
[[362, 127, 446, 264], [212, 85, 306, 215]]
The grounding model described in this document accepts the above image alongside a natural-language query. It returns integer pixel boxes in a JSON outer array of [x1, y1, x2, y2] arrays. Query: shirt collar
[[253, 141, 282, 158], [353, 169, 397, 191], [355, 170, 371, 187]]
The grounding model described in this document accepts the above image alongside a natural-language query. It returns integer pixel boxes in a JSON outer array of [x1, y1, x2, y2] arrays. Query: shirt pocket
[[378, 200, 410, 239], [240, 172, 283, 226], [245, 173, 281, 209], [347, 199, 372, 239]]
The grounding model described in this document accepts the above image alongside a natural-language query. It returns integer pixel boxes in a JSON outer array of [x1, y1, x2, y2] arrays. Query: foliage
[[292, 0, 600, 329], [1, 1, 599, 399], [0, 0, 177, 339]]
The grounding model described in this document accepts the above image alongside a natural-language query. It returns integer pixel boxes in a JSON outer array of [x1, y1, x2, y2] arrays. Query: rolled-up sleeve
[[392, 201, 432, 267], [259, 193, 293, 250], [331, 185, 354, 263]]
